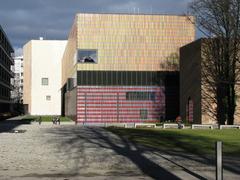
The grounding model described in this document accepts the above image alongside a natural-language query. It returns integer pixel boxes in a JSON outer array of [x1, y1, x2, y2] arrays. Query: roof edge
[[0, 25, 14, 52], [76, 12, 194, 17]]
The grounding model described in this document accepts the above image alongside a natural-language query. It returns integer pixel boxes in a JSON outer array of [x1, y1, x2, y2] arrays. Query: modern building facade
[[180, 39, 240, 124], [62, 13, 195, 123], [0, 25, 14, 113], [11, 56, 24, 103], [23, 40, 67, 115]]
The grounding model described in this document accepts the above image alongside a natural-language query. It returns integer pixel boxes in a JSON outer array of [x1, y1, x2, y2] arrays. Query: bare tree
[[189, 0, 240, 124], [160, 52, 179, 71], [12, 78, 21, 102]]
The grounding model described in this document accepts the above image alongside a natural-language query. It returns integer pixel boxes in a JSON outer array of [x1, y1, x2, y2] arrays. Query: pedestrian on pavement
[[38, 116, 42, 125], [176, 116, 183, 129]]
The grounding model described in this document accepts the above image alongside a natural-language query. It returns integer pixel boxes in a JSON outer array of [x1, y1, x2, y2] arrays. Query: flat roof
[[0, 25, 14, 52], [76, 12, 193, 17]]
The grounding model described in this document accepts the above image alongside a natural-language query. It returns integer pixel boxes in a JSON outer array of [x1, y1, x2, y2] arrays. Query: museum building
[[61, 13, 195, 123]]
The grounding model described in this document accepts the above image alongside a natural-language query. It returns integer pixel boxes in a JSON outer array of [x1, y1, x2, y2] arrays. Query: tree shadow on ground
[[107, 128, 240, 175], [0, 118, 32, 133], [39, 126, 212, 180]]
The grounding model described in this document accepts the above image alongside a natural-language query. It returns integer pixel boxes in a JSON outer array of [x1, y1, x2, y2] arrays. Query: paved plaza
[[0, 120, 239, 180]]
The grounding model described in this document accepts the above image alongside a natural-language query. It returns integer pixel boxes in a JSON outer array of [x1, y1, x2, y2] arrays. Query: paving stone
[[0, 122, 239, 179]]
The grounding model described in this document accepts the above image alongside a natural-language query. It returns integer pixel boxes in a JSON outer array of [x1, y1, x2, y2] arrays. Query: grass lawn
[[107, 128, 240, 157], [22, 115, 73, 122]]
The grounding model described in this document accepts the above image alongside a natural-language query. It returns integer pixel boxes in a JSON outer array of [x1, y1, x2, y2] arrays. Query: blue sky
[[0, 0, 193, 55]]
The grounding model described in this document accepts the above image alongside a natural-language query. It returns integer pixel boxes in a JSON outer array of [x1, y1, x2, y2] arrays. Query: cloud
[[14, 47, 23, 57], [0, 0, 190, 51]]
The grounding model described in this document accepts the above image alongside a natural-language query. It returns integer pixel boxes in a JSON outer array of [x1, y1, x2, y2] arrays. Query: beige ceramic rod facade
[[23, 40, 67, 115], [62, 13, 195, 86]]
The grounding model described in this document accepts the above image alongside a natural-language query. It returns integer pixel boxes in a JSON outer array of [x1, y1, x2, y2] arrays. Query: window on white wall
[[46, 95, 51, 101], [42, 78, 49, 85]]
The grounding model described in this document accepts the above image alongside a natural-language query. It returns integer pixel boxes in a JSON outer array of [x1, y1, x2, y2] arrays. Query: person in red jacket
[[176, 116, 183, 129]]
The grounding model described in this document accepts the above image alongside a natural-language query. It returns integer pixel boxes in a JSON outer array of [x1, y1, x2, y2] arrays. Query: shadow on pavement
[[88, 127, 180, 179], [42, 126, 211, 179], [107, 127, 240, 176], [0, 117, 32, 133]]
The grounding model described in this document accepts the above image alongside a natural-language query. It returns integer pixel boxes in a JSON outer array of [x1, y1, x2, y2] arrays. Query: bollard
[[216, 141, 223, 180]]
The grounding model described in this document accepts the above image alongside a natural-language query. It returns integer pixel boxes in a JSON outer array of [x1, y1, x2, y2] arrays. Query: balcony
[[9, 70, 14, 78]]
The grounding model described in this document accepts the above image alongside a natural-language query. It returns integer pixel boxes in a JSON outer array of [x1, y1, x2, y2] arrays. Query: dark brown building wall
[[164, 72, 179, 120], [180, 39, 202, 123], [64, 87, 77, 121]]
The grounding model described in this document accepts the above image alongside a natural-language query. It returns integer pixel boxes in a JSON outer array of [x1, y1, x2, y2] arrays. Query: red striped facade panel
[[188, 99, 194, 123], [76, 86, 165, 123]]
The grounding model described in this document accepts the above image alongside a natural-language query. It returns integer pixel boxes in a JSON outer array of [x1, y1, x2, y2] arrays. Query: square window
[[42, 78, 48, 85], [46, 95, 51, 101]]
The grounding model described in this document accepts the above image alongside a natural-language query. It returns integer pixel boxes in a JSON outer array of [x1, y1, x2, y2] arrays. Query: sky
[[0, 0, 192, 56]]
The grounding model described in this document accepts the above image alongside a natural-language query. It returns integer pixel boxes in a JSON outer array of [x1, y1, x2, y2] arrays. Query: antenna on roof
[[151, 6, 153, 14], [138, 8, 139, 14]]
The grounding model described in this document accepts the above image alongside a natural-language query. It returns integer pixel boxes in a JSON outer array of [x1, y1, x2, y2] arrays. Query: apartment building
[[11, 56, 24, 103], [0, 25, 14, 113]]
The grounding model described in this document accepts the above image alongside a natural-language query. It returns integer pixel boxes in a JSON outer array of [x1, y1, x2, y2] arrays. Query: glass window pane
[[140, 109, 148, 119], [42, 78, 48, 85], [46, 95, 51, 101], [77, 49, 98, 63], [126, 92, 155, 101]]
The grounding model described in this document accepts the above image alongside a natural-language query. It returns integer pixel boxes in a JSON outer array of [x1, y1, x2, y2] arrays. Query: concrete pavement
[[0, 121, 239, 179]]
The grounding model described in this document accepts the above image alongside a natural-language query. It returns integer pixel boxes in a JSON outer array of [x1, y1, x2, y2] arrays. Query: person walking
[[38, 116, 42, 125], [176, 116, 183, 129]]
